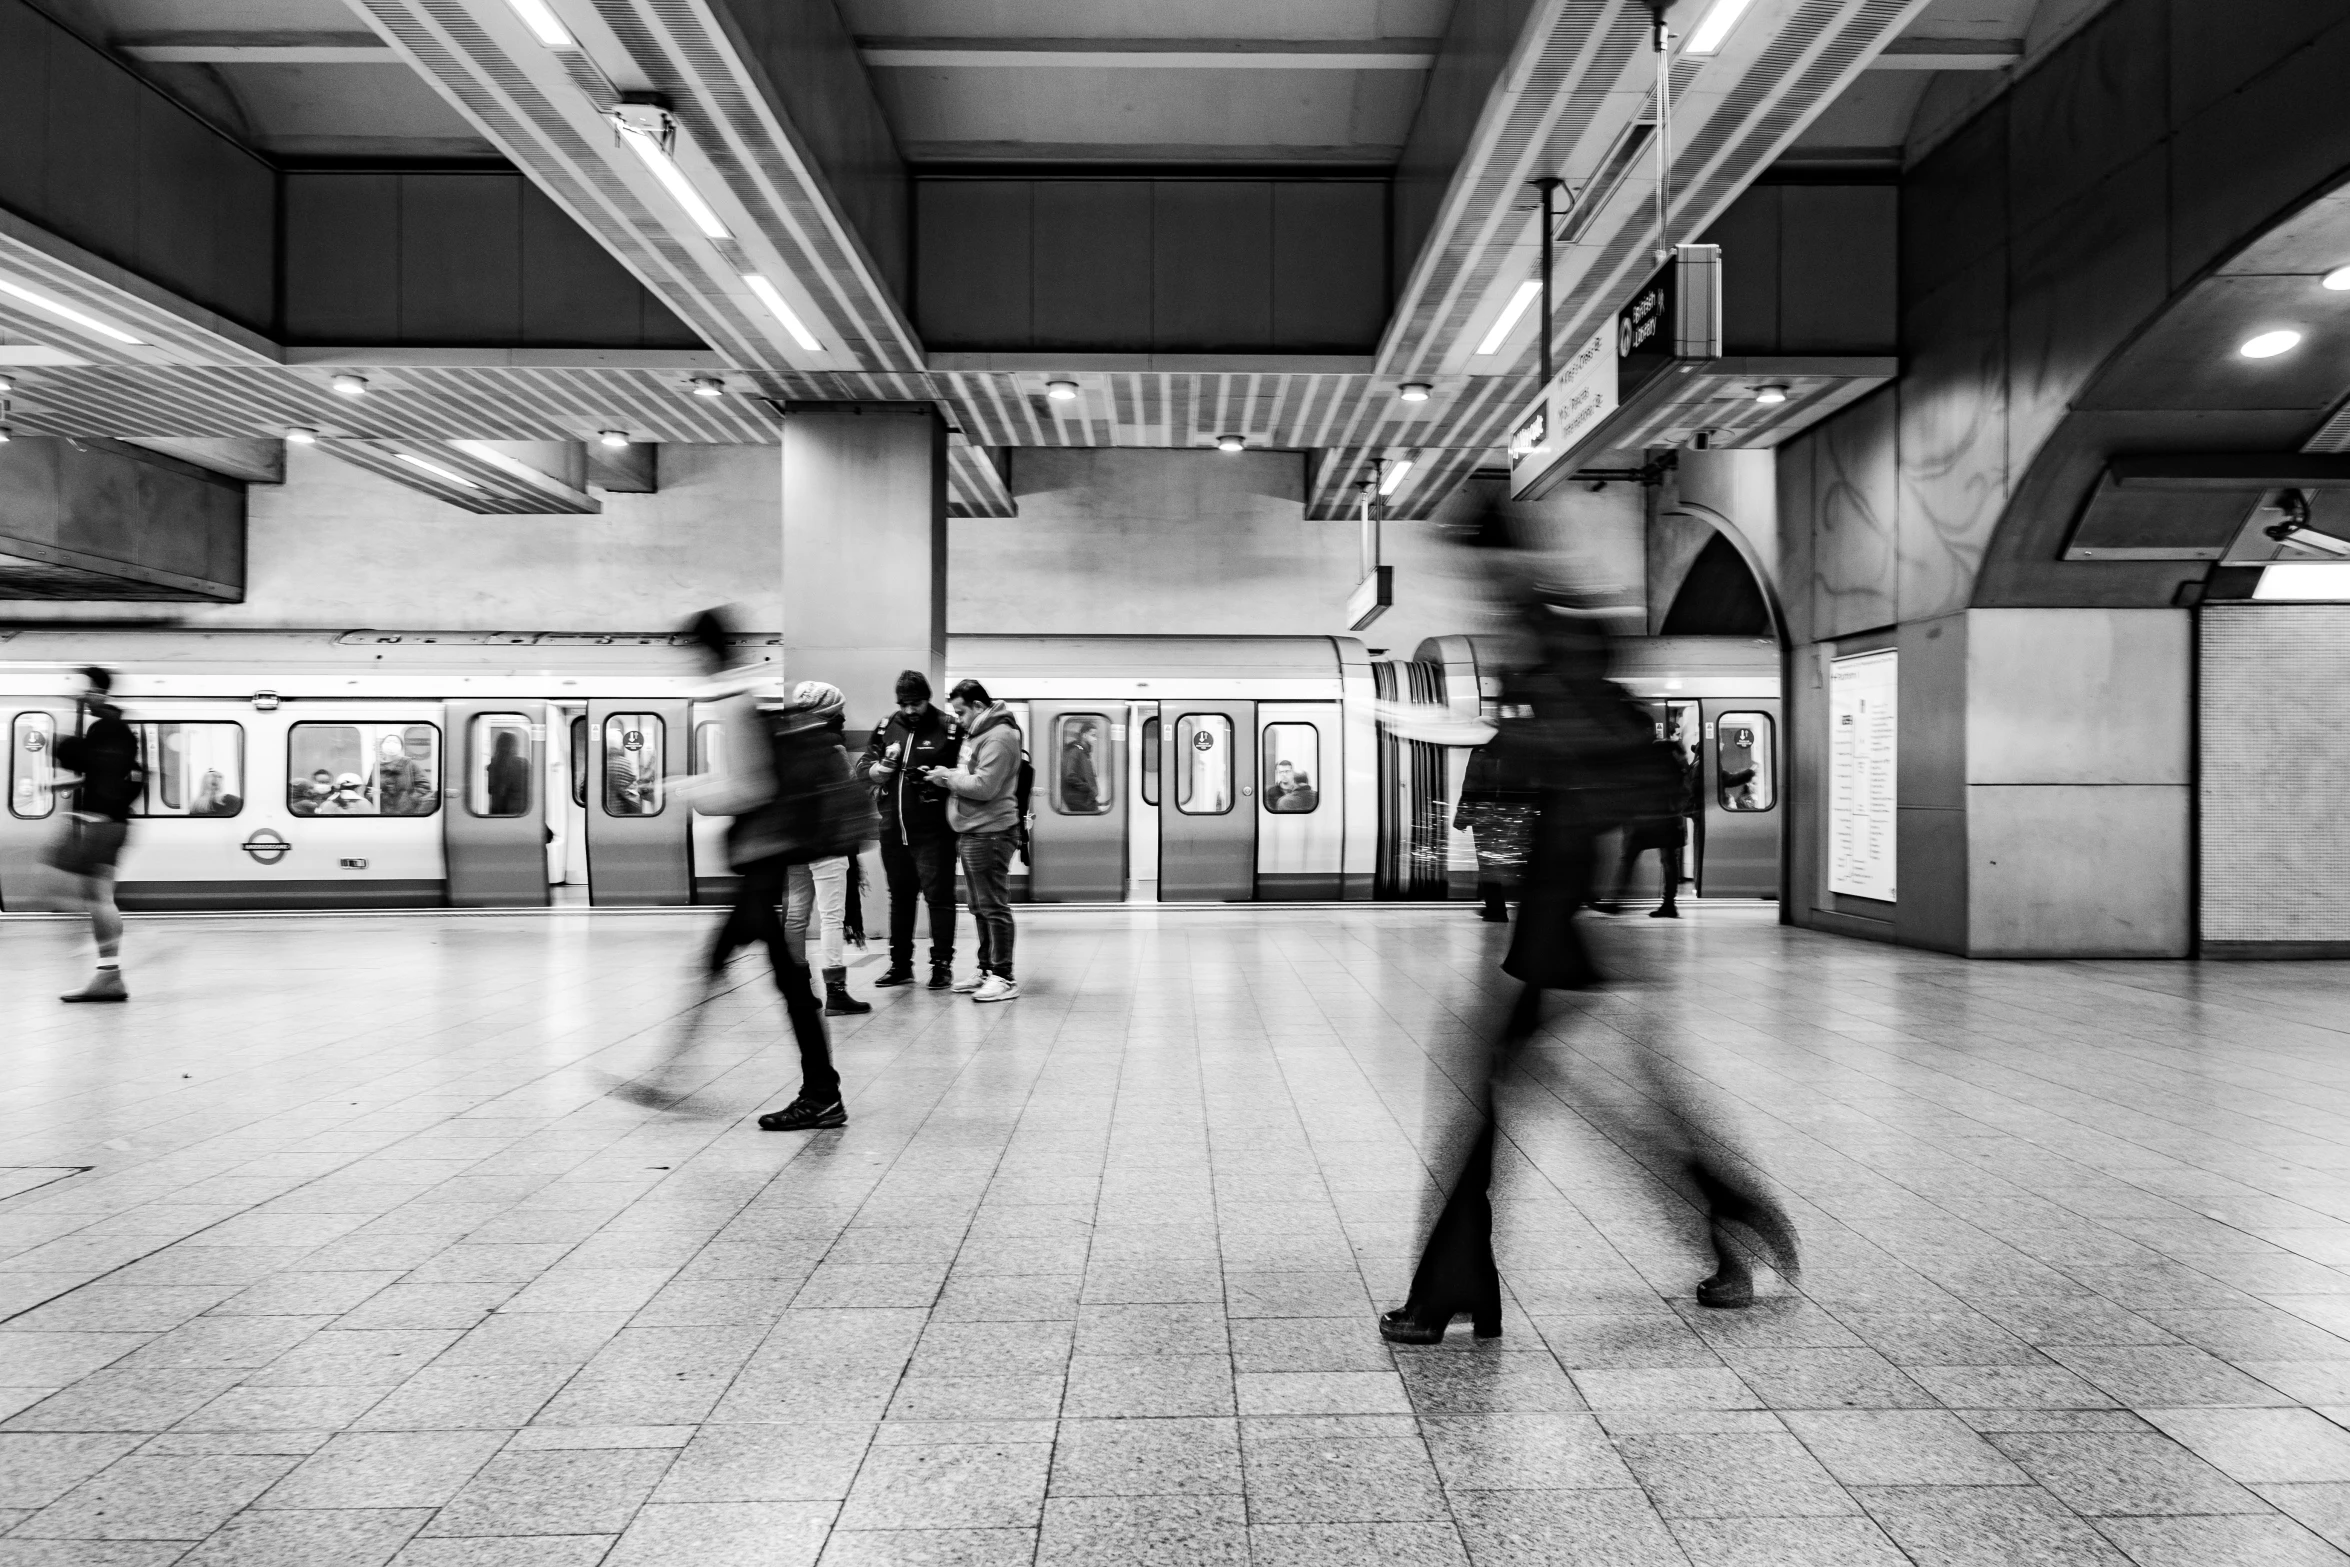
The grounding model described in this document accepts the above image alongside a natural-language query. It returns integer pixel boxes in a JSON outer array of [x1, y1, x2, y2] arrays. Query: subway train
[[0, 629, 1780, 912]]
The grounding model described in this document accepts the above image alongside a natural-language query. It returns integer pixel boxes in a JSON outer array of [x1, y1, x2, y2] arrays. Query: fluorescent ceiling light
[[501, 0, 573, 48], [1217, 434, 1245, 453], [613, 112, 732, 241], [1684, 0, 1759, 55], [741, 274, 823, 351], [689, 374, 725, 397], [1378, 459, 1414, 496], [2323, 265, 2350, 291], [284, 425, 318, 444], [2239, 329, 2302, 359], [2254, 563, 2350, 600], [332, 373, 368, 397], [1474, 279, 1543, 356], [1753, 383, 1789, 404], [0, 278, 142, 344], [1045, 379, 1079, 401], [397, 452, 478, 489], [598, 429, 629, 448]]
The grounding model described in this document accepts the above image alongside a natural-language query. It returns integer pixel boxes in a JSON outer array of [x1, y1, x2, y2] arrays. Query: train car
[[0, 627, 1779, 912]]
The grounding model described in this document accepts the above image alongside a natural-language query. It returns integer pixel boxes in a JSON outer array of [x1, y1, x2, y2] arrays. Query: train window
[[570, 716, 588, 808], [1261, 723, 1321, 814], [288, 723, 440, 818], [10, 712, 56, 820], [466, 715, 534, 818], [1140, 716, 1160, 807], [1052, 714, 1111, 815], [602, 714, 665, 816], [130, 723, 245, 818], [1173, 713, 1233, 815], [1715, 712, 1776, 812], [690, 722, 727, 816]]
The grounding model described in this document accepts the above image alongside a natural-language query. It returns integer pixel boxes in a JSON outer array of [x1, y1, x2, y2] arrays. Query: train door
[[585, 698, 690, 905], [444, 701, 550, 908], [1159, 702, 1255, 901], [1256, 702, 1342, 899], [0, 699, 74, 910], [1130, 702, 1161, 900], [1697, 699, 1780, 898], [1027, 702, 1126, 901], [685, 705, 737, 904]]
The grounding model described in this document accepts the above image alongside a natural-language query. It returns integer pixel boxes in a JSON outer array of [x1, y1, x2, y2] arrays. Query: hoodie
[[931, 704, 1022, 835]]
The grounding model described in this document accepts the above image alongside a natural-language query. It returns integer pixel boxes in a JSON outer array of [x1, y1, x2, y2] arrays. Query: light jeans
[[785, 855, 850, 971]]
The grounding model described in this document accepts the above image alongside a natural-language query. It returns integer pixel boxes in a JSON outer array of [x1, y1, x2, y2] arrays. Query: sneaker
[[61, 968, 128, 1003], [950, 971, 986, 994], [873, 964, 917, 988], [757, 1096, 846, 1132], [973, 975, 1020, 1003]]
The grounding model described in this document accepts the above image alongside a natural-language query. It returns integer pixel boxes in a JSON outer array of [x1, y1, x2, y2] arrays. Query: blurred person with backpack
[[48, 666, 144, 1002], [612, 611, 874, 1130], [857, 670, 962, 991], [920, 679, 1023, 1002]]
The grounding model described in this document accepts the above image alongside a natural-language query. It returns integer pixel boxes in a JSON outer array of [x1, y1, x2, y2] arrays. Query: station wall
[[947, 449, 1645, 652]]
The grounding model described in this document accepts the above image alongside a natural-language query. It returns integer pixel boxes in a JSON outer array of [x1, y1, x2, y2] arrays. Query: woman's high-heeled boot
[[1689, 1160, 1800, 1309], [1380, 1280, 1503, 1344]]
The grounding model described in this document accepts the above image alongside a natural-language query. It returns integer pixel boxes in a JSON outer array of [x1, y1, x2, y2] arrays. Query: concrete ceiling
[[1, 0, 2117, 522], [843, 0, 1456, 164]]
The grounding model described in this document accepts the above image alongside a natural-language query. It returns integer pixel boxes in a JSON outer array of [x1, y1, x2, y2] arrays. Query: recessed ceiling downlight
[[1217, 434, 1245, 453], [2322, 266, 2350, 292], [1045, 379, 1079, 402], [285, 425, 318, 444], [2239, 329, 2302, 359]]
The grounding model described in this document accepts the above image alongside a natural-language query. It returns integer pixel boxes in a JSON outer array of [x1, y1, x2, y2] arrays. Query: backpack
[[1011, 750, 1035, 858], [732, 714, 877, 869]]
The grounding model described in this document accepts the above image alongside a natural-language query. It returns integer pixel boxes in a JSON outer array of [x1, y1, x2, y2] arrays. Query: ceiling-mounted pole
[[1533, 177, 1564, 387], [1651, 2, 1673, 261]]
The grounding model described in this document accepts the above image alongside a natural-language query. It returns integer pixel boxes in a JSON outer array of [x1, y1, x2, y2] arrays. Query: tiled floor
[[4, 904, 2350, 1567]]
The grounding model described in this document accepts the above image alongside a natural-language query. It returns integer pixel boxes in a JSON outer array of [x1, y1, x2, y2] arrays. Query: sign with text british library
[[1509, 244, 1721, 501]]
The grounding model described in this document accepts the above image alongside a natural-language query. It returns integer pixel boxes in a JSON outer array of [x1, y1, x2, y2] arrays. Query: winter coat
[[857, 705, 961, 841], [55, 704, 141, 823], [932, 705, 1022, 835]]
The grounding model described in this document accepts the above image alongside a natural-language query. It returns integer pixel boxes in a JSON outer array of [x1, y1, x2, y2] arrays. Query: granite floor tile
[[814, 1528, 1035, 1567], [651, 1423, 875, 1503], [1856, 1484, 2138, 1566], [2091, 1514, 2350, 1567], [835, 1441, 1051, 1531], [603, 1501, 833, 1567], [1780, 1409, 2029, 1487], [1614, 1431, 1859, 1518], [0, 1435, 149, 1510], [1046, 1417, 1241, 1496], [2136, 1406, 2350, 1484], [173, 1507, 429, 1567], [1447, 1488, 1689, 1567], [422, 1449, 674, 1536], [1985, 1432, 2265, 1516], [1419, 1412, 1637, 1490], [258, 1431, 516, 1509], [1240, 1432, 1447, 1524], [19, 1454, 299, 1540]]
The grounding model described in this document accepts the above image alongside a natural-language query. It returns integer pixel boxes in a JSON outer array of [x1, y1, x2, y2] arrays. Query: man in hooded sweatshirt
[[921, 679, 1023, 1002]]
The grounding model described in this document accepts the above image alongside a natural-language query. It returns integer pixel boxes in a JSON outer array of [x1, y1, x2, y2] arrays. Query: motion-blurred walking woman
[[1379, 581, 1799, 1343]]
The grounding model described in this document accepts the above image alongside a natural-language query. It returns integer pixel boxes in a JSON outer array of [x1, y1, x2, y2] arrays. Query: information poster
[[1829, 649, 1897, 901]]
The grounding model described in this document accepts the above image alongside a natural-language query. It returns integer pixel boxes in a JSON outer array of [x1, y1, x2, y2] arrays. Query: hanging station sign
[[1508, 243, 1722, 501]]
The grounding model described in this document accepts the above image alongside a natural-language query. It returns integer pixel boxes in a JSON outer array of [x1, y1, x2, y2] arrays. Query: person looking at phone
[[856, 670, 962, 989]]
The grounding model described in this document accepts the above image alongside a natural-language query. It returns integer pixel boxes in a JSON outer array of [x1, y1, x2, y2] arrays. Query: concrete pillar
[[779, 403, 947, 728], [1792, 606, 2192, 957]]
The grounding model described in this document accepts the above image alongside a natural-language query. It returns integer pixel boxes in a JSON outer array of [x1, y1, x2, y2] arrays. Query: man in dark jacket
[[857, 670, 962, 989], [50, 666, 142, 1002]]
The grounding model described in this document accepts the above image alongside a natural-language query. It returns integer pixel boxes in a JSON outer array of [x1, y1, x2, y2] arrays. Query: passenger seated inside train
[[189, 769, 237, 817]]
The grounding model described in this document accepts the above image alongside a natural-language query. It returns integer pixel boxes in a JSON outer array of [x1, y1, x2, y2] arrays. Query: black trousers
[[881, 832, 957, 969], [1608, 821, 1686, 907], [710, 857, 838, 1102]]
